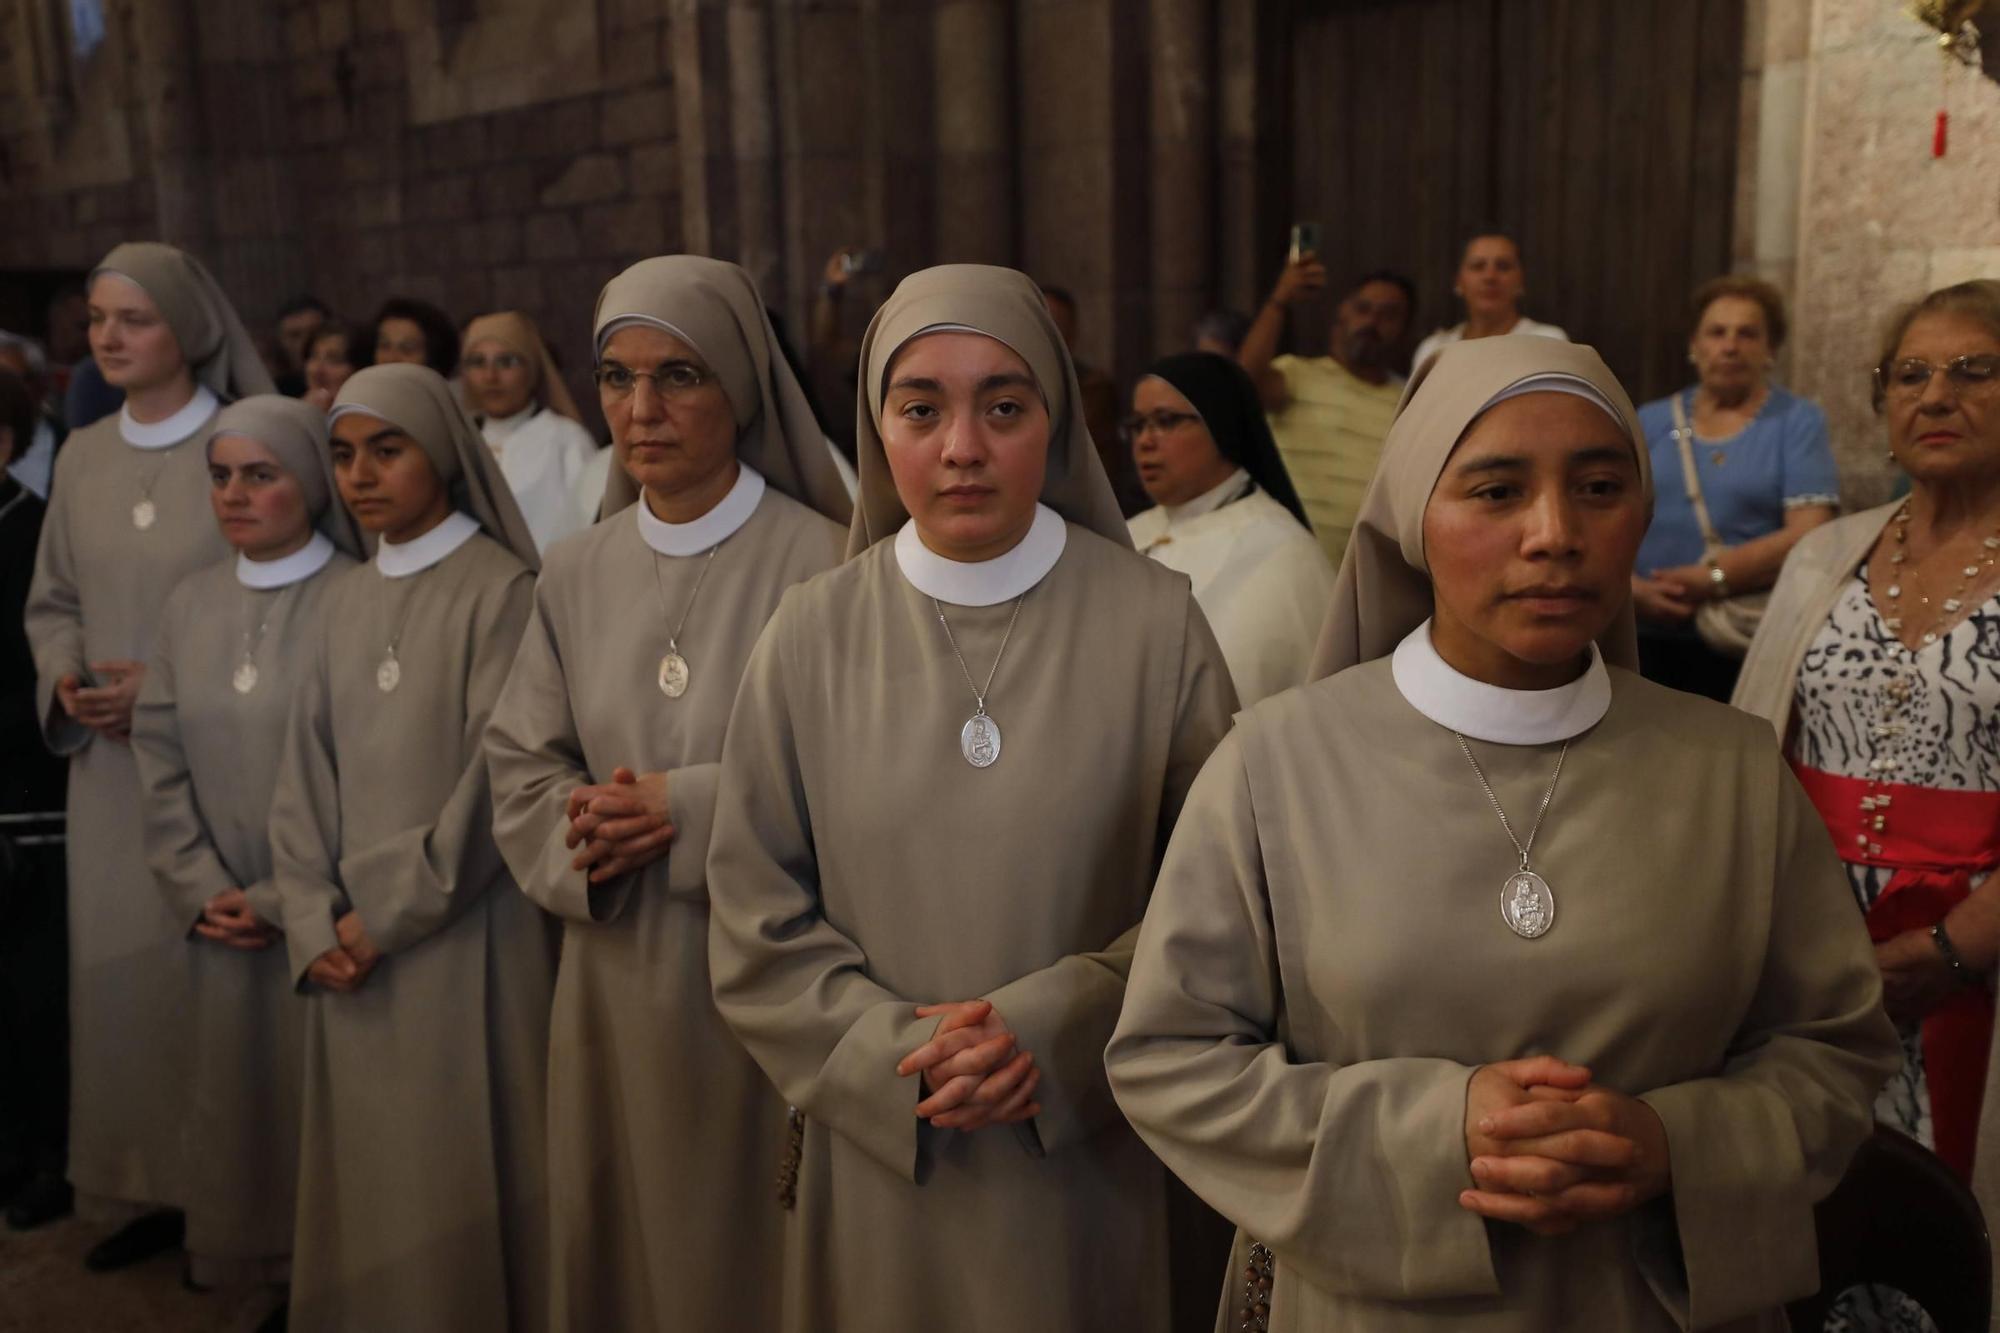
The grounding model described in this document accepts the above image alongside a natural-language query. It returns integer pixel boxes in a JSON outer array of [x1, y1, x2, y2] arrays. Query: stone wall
[[23, 0, 1944, 441], [1739, 0, 2000, 509], [283, 0, 678, 410], [0, 0, 682, 412], [0, 0, 1292, 414]]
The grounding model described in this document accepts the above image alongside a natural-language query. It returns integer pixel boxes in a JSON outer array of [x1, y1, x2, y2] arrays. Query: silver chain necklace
[[129, 450, 177, 530], [933, 593, 1026, 768], [375, 576, 429, 693], [1454, 733, 1569, 939], [649, 544, 721, 698], [232, 586, 291, 695]]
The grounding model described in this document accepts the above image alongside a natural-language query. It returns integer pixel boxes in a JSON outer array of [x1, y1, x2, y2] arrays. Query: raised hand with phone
[[1238, 223, 1335, 412]]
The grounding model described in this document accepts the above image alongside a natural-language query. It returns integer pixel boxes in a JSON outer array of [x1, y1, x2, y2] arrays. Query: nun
[[24, 240, 273, 1269], [1104, 337, 1899, 1331], [484, 256, 851, 1333], [705, 264, 1238, 1333], [131, 396, 362, 1299], [1127, 351, 1337, 705], [459, 310, 601, 553], [267, 363, 555, 1333]]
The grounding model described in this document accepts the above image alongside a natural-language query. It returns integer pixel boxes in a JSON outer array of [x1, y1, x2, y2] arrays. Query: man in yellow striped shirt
[[1240, 260, 1413, 567]]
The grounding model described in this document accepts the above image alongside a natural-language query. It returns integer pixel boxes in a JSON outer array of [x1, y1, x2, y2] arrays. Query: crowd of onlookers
[[0, 227, 1862, 715]]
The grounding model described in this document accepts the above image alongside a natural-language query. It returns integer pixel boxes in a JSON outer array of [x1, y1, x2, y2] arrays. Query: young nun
[[1105, 337, 1900, 1332], [459, 309, 600, 553], [267, 363, 555, 1333], [706, 264, 1239, 1333], [131, 396, 362, 1301], [484, 256, 851, 1333], [24, 240, 274, 1268], [1127, 351, 1336, 705]]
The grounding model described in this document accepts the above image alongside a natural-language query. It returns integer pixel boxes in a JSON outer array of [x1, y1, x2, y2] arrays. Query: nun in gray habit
[[267, 363, 556, 1333], [25, 241, 272, 1257]]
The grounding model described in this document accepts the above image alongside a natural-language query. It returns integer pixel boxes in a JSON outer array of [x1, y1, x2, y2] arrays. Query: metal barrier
[[0, 811, 67, 847]]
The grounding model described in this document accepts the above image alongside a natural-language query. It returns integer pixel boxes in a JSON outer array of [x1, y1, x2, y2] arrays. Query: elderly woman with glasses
[[1632, 277, 1841, 702], [1738, 281, 2000, 1216]]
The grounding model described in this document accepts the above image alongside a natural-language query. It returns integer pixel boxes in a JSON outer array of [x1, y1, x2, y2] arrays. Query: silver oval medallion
[[959, 713, 1001, 768], [1500, 870, 1556, 939], [132, 498, 157, 530], [376, 652, 401, 694], [658, 651, 690, 699], [231, 660, 259, 695]]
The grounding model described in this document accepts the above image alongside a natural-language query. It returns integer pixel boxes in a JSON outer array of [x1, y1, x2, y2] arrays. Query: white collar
[[636, 463, 765, 556], [120, 385, 220, 450], [237, 532, 337, 589], [894, 503, 1067, 607], [1162, 468, 1252, 526], [480, 404, 539, 444], [376, 510, 481, 578], [1391, 619, 1610, 745]]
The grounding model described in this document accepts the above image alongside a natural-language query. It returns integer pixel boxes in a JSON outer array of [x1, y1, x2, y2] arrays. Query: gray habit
[[132, 551, 353, 1284], [485, 490, 843, 1331], [1107, 663, 1900, 1332], [707, 528, 1238, 1332], [269, 534, 554, 1333], [24, 408, 228, 1213]]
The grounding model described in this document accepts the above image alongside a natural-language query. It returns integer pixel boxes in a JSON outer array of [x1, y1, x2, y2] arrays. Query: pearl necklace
[[1881, 503, 2000, 647]]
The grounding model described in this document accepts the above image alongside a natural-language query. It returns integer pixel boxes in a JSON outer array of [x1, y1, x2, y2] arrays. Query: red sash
[[1793, 762, 2000, 1178]]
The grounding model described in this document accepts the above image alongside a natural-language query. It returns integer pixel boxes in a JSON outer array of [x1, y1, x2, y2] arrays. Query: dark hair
[[278, 294, 332, 322], [1871, 278, 2000, 411], [1038, 285, 1077, 315], [1192, 308, 1253, 352], [308, 318, 367, 367], [0, 369, 37, 467], [1457, 227, 1522, 265], [368, 298, 460, 376], [1348, 269, 1417, 310], [1689, 275, 1789, 352]]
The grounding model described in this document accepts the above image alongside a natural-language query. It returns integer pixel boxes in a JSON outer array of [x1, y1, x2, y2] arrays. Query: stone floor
[[0, 1216, 277, 1333]]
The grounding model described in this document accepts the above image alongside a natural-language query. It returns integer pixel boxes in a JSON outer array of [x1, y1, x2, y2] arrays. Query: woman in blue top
[[1632, 276, 1840, 700]]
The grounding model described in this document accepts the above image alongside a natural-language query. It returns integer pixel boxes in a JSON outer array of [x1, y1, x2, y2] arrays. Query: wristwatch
[[1706, 562, 1730, 600], [1932, 921, 1974, 986]]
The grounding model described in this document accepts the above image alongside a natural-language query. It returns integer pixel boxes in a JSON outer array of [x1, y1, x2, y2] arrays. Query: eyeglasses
[[1874, 354, 2000, 400], [594, 360, 714, 400], [461, 352, 527, 374], [1119, 410, 1202, 443]]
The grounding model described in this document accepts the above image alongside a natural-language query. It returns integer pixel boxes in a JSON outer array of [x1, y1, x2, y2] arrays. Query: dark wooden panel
[[1286, 0, 1742, 401]]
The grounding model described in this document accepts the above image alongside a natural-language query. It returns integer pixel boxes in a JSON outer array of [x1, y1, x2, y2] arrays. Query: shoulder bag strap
[[1672, 392, 1723, 557]]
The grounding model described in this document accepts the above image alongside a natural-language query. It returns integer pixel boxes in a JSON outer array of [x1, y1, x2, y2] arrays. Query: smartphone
[[1289, 222, 1321, 264], [841, 249, 884, 277]]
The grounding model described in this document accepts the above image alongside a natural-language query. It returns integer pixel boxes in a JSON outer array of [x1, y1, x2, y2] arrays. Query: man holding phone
[[1237, 237, 1415, 566]]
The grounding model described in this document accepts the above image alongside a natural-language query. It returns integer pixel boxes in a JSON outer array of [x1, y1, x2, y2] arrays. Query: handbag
[[1671, 392, 1767, 657]]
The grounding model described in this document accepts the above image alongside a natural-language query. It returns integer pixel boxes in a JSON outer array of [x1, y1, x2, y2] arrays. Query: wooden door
[[1284, 0, 1744, 405]]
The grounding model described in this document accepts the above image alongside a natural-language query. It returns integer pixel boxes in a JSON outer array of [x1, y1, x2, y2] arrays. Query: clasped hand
[[565, 767, 675, 884], [194, 886, 278, 951], [1459, 1056, 1672, 1237], [894, 999, 1041, 1132], [307, 911, 381, 994]]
